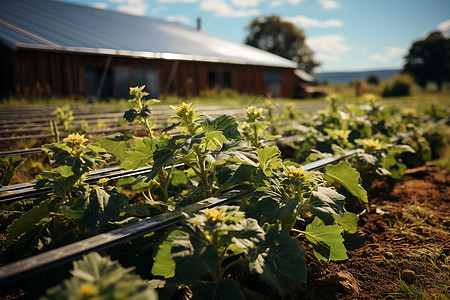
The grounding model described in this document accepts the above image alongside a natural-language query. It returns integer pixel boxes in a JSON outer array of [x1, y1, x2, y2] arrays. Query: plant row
[[1, 87, 448, 299]]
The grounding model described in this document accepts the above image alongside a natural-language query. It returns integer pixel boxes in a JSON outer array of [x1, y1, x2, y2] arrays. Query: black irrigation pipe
[[0, 189, 253, 287], [0, 151, 358, 286], [0, 163, 183, 203]]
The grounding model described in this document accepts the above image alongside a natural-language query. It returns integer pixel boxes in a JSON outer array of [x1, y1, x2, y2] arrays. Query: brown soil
[[2, 163, 449, 299], [296, 162, 450, 299]]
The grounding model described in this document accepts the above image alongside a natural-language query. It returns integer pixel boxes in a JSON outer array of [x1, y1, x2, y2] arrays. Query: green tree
[[403, 31, 450, 91], [245, 15, 320, 73], [367, 74, 380, 85]]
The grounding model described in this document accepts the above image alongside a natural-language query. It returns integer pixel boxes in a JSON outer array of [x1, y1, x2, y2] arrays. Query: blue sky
[[57, 0, 450, 72]]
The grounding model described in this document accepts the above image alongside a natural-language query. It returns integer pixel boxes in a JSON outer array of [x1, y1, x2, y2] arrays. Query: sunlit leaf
[[248, 224, 307, 295], [323, 161, 368, 204], [304, 216, 348, 261]]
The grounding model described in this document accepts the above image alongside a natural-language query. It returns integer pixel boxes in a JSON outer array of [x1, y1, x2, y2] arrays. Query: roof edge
[[12, 44, 298, 69]]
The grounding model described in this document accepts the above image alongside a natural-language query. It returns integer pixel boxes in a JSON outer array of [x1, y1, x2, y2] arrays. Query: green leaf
[[248, 224, 306, 296], [333, 212, 359, 234], [123, 108, 138, 122], [381, 154, 407, 179], [120, 137, 157, 170], [304, 216, 348, 261], [171, 168, 187, 186], [97, 132, 133, 160], [152, 229, 184, 278], [191, 279, 245, 300], [65, 187, 128, 230], [230, 218, 265, 254], [205, 140, 258, 166], [257, 145, 283, 176], [304, 187, 345, 224], [42, 252, 157, 300], [203, 131, 227, 151], [170, 230, 219, 284], [6, 198, 56, 242], [247, 184, 300, 225], [216, 163, 256, 186], [201, 114, 240, 140], [323, 161, 368, 204]]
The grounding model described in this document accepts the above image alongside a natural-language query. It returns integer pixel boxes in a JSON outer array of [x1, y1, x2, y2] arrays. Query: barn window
[[113, 67, 159, 99], [264, 70, 282, 97], [208, 70, 232, 89], [130, 68, 159, 98], [85, 67, 113, 100]]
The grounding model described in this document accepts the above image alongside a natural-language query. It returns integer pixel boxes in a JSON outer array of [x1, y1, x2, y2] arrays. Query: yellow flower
[[287, 166, 306, 181], [245, 106, 263, 121], [363, 93, 376, 103], [80, 282, 99, 297], [64, 133, 88, 145], [402, 108, 416, 116], [129, 85, 148, 97], [358, 138, 383, 152], [204, 208, 227, 224], [176, 103, 190, 117]]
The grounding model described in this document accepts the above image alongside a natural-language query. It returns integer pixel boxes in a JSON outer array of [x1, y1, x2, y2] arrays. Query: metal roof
[[0, 0, 297, 68]]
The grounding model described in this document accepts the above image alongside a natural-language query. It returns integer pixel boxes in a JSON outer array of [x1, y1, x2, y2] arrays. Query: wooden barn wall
[[12, 50, 296, 99], [0, 44, 16, 99]]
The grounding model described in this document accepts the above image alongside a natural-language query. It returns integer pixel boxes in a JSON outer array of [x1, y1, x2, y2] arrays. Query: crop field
[[0, 87, 449, 299]]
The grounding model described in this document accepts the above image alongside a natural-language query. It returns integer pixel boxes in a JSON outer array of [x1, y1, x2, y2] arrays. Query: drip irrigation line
[[0, 151, 358, 286], [0, 189, 253, 286]]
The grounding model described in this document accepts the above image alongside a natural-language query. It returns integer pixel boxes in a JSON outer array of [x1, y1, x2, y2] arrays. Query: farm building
[[0, 0, 301, 100]]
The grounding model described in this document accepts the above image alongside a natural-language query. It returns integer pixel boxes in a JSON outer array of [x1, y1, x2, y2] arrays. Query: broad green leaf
[[170, 168, 187, 186], [201, 114, 240, 140], [204, 140, 258, 166], [43, 252, 157, 300], [248, 224, 306, 295], [6, 198, 56, 242], [146, 136, 182, 180], [152, 229, 184, 278], [381, 154, 407, 179], [304, 187, 345, 224], [216, 163, 256, 186], [257, 146, 283, 176], [305, 216, 348, 261], [170, 230, 219, 284], [388, 144, 415, 155], [333, 212, 359, 234], [247, 184, 300, 225], [323, 161, 368, 204], [230, 218, 265, 254], [120, 137, 157, 170], [97, 133, 133, 160], [65, 187, 128, 230], [191, 279, 245, 300], [203, 131, 227, 151], [123, 108, 138, 122]]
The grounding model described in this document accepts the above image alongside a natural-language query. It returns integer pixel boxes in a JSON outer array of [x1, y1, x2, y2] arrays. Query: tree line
[[245, 15, 449, 90]]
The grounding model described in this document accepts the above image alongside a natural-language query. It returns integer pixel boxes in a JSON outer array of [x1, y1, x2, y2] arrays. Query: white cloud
[[115, 0, 149, 15], [157, 0, 198, 3], [166, 15, 191, 25], [315, 53, 341, 62], [270, 1, 283, 8], [438, 19, 450, 36], [199, 0, 259, 18], [306, 34, 350, 62], [370, 46, 404, 63], [284, 15, 343, 28], [230, 0, 263, 8], [287, 0, 305, 4], [370, 54, 389, 63], [93, 2, 108, 9], [318, 0, 340, 10]]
